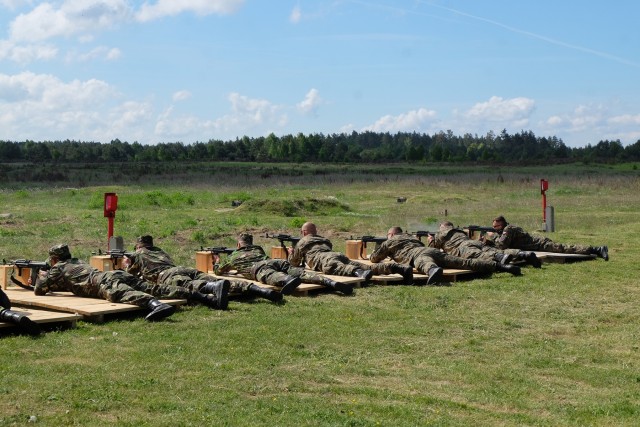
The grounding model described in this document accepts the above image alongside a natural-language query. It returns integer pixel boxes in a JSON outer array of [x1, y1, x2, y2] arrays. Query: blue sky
[[0, 0, 638, 147]]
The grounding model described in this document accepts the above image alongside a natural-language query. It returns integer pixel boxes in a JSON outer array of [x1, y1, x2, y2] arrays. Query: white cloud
[[66, 46, 121, 62], [363, 108, 437, 132], [172, 90, 192, 102], [153, 92, 289, 141], [0, 71, 157, 142], [0, 0, 33, 9], [608, 113, 640, 125], [297, 88, 321, 115], [136, 0, 244, 22], [9, 0, 132, 43], [0, 39, 57, 63], [464, 96, 535, 122], [289, 5, 301, 23]]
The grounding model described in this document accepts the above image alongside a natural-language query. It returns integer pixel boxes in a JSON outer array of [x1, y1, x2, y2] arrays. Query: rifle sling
[[10, 274, 35, 291]]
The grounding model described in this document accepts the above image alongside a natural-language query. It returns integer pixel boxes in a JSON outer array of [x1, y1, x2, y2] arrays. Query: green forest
[[1, 129, 638, 164]]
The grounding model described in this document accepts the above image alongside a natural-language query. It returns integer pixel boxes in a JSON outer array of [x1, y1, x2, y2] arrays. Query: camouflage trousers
[[309, 252, 403, 277], [157, 266, 251, 296], [253, 259, 325, 286], [451, 241, 520, 261], [526, 238, 592, 254], [411, 248, 498, 275], [86, 270, 158, 307]]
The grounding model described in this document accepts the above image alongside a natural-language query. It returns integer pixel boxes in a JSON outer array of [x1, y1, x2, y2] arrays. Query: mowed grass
[[0, 165, 639, 426]]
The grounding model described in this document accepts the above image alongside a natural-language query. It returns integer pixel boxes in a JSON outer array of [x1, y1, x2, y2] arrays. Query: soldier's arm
[[288, 244, 304, 267], [368, 242, 389, 263], [34, 265, 63, 295], [213, 252, 235, 275]]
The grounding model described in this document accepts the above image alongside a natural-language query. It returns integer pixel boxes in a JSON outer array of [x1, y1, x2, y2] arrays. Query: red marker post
[[103, 193, 118, 248]]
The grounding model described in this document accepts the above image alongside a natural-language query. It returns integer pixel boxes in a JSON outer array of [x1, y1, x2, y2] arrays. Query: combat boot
[[144, 299, 176, 321], [353, 269, 373, 281], [248, 284, 283, 303], [190, 291, 228, 310], [0, 288, 10, 309], [493, 253, 512, 264], [518, 251, 541, 268], [391, 264, 413, 285], [200, 279, 230, 294], [496, 263, 522, 276], [0, 308, 41, 336], [426, 266, 443, 286], [591, 246, 609, 261], [200, 280, 231, 310], [279, 276, 301, 295], [321, 277, 353, 295]]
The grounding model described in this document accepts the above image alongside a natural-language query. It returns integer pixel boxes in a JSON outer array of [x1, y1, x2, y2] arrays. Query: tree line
[[1, 130, 638, 164]]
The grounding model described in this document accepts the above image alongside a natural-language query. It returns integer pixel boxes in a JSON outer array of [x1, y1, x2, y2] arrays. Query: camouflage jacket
[[493, 224, 539, 250], [126, 246, 175, 283], [430, 227, 481, 256], [34, 258, 103, 296], [214, 245, 270, 276], [288, 235, 333, 270], [369, 233, 426, 265]]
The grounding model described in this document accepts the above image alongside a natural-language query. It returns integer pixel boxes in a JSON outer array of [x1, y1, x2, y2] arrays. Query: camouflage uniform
[[214, 244, 327, 286], [491, 224, 593, 254], [288, 235, 405, 276], [430, 226, 520, 261], [126, 246, 250, 296], [369, 233, 502, 275], [34, 258, 193, 305]]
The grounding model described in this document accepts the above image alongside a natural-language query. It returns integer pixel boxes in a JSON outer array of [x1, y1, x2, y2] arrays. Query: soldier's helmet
[[49, 244, 71, 260], [137, 235, 154, 247]]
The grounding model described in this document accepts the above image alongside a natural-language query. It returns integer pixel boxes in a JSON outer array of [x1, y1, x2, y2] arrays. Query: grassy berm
[[0, 163, 638, 426]]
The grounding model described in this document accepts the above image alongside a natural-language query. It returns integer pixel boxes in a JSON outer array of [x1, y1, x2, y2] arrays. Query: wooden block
[[345, 240, 366, 260], [0, 264, 31, 289], [195, 251, 214, 273], [270, 246, 288, 259], [90, 255, 122, 272]]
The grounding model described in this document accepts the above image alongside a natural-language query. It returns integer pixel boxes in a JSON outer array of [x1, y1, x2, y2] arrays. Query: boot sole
[[216, 281, 231, 310], [145, 304, 176, 321]]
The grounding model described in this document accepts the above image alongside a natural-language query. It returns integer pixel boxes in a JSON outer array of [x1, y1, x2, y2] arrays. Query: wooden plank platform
[[353, 260, 476, 283], [534, 251, 597, 264], [207, 272, 364, 296], [3, 288, 186, 322], [0, 307, 81, 333]]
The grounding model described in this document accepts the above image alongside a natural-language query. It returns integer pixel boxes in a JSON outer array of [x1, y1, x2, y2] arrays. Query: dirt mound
[[237, 197, 350, 217]]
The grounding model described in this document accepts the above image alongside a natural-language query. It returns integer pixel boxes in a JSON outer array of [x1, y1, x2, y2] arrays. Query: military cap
[[49, 244, 71, 260], [238, 233, 253, 245], [137, 235, 154, 247]]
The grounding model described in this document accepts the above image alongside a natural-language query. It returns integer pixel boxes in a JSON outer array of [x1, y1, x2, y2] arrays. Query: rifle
[[7, 259, 50, 291], [200, 246, 235, 256], [96, 249, 136, 270], [355, 235, 387, 259], [410, 230, 435, 242], [466, 225, 496, 239], [265, 233, 300, 254]]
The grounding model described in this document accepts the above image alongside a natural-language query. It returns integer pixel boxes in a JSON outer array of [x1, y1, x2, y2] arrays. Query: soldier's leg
[[97, 272, 176, 320], [364, 261, 413, 284], [412, 253, 442, 285], [0, 308, 41, 335]]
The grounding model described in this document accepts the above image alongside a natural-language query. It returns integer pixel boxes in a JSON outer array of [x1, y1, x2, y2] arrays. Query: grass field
[[1, 163, 638, 426]]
